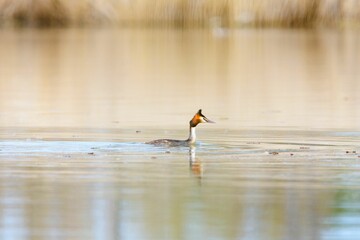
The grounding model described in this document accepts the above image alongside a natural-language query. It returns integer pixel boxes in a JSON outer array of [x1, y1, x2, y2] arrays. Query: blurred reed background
[[0, 0, 359, 28]]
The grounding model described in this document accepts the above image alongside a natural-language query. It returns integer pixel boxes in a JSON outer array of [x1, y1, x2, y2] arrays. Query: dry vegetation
[[0, 0, 359, 27]]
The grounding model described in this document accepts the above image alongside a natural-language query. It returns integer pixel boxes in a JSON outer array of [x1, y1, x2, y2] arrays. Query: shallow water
[[0, 28, 360, 239]]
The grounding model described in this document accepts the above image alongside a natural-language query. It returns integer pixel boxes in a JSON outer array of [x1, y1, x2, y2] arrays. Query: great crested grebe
[[146, 109, 215, 146]]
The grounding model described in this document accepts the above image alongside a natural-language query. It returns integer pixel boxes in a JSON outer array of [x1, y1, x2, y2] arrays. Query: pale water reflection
[[1, 129, 360, 239], [0, 28, 360, 239], [0, 28, 359, 129]]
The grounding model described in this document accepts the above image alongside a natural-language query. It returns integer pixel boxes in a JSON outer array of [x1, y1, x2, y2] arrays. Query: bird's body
[[146, 109, 214, 146]]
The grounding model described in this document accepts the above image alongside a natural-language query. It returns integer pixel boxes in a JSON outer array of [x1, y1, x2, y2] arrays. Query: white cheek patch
[[199, 117, 206, 123]]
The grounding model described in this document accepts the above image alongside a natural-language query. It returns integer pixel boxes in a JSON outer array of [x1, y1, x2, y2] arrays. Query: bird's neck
[[187, 126, 196, 144]]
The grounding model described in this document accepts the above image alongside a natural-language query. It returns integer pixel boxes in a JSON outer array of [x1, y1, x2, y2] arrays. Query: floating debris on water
[[345, 151, 356, 154], [346, 150, 357, 154], [269, 151, 279, 155]]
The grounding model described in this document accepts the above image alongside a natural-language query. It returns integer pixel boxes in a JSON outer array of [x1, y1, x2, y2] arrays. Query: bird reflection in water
[[189, 145, 203, 179]]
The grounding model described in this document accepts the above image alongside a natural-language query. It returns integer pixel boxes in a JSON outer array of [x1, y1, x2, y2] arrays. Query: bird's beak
[[203, 117, 215, 123]]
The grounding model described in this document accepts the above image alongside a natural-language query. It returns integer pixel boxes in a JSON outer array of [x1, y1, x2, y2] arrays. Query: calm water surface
[[0, 28, 360, 239]]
